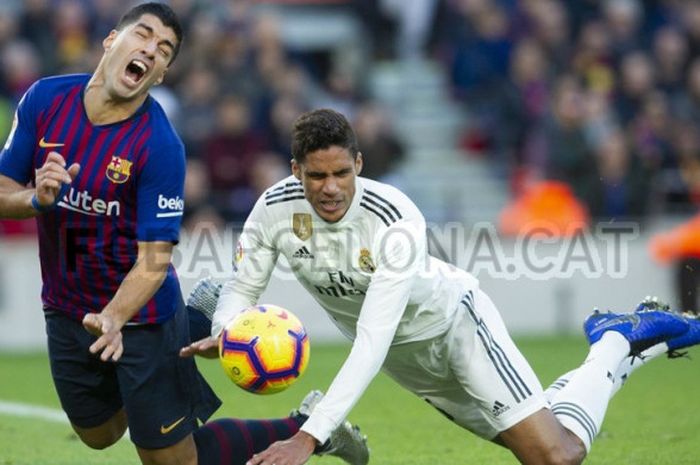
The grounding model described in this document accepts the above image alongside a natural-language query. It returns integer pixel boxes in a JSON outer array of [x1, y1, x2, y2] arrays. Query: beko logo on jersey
[[157, 194, 184, 218], [57, 187, 121, 216]]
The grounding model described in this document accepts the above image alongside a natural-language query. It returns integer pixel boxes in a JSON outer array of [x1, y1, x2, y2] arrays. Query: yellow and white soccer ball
[[218, 304, 310, 395]]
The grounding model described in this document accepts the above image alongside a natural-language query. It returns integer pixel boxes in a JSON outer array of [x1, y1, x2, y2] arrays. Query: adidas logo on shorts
[[293, 246, 315, 259], [491, 400, 511, 417]]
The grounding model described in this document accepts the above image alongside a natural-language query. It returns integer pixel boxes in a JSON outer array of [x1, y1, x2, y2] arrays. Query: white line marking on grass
[[0, 400, 68, 423], [0, 400, 130, 440]]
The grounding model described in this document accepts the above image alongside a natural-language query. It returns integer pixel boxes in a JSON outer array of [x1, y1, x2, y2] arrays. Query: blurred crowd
[[2, 0, 700, 236], [432, 0, 700, 221], [0, 0, 406, 234]]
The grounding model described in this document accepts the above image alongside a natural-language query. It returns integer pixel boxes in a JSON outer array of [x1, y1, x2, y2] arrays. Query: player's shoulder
[[261, 175, 305, 207], [34, 73, 90, 89], [358, 177, 422, 223], [24, 74, 89, 105], [144, 95, 183, 149]]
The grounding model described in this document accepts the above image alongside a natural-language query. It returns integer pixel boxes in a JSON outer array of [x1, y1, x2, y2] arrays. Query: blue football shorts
[[45, 300, 221, 449]]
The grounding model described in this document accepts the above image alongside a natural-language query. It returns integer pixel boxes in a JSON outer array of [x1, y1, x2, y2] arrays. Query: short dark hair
[[291, 109, 359, 163], [116, 2, 183, 64]]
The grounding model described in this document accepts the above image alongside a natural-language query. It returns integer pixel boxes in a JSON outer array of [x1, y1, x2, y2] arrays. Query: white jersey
[[215, 175, 479, 442]]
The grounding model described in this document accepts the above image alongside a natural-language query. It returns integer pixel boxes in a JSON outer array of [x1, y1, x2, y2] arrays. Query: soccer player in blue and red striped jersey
[[0, 4, 370, 465]]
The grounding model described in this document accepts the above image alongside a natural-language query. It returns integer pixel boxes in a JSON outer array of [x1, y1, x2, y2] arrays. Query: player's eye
[[159, 47, 170, 58], [135, 31, 147, 38]]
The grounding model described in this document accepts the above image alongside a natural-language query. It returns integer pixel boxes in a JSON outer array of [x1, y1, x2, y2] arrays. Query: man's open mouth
[[125, 59, 148, 84]]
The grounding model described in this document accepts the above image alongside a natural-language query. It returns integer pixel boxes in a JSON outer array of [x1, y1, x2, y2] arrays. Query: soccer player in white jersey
[[182, 109, 700, 465]]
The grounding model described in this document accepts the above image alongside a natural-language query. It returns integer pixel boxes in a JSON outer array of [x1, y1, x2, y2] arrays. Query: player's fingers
[[83, 315, 105, 337], [111, 339, 123, 362], [38, 164, 73, 184], [38, 171, 70, 186], [99, 342, 115, 362], [89, 335, 107, 355], [179, 345, 194, 358], [97, 333, 120, 362], [245, 453, 265, 465], [67, 163, 81, 180], [44, 151, 66, 167], [37, 178, 61, 191]]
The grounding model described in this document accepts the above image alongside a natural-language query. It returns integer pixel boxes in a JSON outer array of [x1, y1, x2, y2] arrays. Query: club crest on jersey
[[106, 156, 132, 184], [293, 213, 313, 241], [359, 248, 376, 273], [233, 240, 244, 271]]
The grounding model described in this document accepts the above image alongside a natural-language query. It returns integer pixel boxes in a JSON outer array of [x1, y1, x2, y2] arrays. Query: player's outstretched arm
[[180, 335, 219, 358], [83, 240, 172, 361], [0, 152, 79, 218], [246, 431, 318, 465]]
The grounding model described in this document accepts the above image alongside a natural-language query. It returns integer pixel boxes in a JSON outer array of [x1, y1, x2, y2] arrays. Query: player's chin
[[115, 76, 152, 99]]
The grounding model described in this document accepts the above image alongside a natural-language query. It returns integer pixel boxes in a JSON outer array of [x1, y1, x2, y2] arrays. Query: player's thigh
[[381, 325, 502, 439], [45, 311, 124, 437], [446, 290, 548, 438], [136, 433, 197, 465], [116, 301, 221, 450], [496, 408, 586, 465]]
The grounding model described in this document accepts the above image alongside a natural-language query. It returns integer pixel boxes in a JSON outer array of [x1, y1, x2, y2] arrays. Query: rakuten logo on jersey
[[157, 194, 184, 218], [57, 187, 121, 216]]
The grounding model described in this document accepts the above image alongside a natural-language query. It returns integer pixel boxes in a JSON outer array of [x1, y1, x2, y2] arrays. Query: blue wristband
[[31, 194, 55, 213]]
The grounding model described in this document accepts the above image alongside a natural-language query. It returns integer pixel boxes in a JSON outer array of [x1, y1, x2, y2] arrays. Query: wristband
[[31, 194, 55, 213]]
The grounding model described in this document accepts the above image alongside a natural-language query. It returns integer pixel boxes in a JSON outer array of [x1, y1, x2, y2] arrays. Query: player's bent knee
[[74, 429, 123, 450], [538, 443, 585, 465], [72, 410, 128, 450]]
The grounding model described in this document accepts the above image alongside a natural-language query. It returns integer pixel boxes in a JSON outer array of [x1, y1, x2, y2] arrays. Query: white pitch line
[[0, 400, 68, 423], [0, 400, 130, 440]]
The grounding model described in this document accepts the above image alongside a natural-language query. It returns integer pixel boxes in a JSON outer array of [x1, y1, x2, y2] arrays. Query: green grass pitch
[[0, 337, 698, 464]]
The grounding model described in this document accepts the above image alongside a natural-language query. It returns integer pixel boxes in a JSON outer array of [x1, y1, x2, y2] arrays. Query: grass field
[[1, 337, 699, 465]]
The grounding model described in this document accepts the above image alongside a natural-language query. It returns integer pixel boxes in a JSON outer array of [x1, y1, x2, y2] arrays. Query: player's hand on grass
[[180, 336, 219, 359], [34, 152, 80, 207], [245, 431, 316, 465], [83, 312, 124, 362]]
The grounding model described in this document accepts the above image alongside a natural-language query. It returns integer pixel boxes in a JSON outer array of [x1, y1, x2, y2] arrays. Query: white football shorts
[[381, 288, 547, 439]]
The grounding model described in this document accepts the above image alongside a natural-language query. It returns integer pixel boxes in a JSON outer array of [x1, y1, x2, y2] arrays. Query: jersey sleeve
[[136, 143, 185, 242], [212, 195, 280, 336], [301, 215, 428, 442], [0, 84, 39, 184]]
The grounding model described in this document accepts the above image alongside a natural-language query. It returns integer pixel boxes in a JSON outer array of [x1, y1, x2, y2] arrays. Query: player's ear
[[103, 30, 118, 51], [154, 70, 166, 86], [355, 152, 363, 176], [291, 159, 301, 180]]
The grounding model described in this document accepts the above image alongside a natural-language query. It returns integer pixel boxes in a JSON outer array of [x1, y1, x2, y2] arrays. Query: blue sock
[[193, 415, 305, 465]]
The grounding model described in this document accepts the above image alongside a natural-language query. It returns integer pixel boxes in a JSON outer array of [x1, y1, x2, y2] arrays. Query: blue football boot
[[584, 301, 689, 356], [666, 312, 700, 358], [633, 296, 700, 357]]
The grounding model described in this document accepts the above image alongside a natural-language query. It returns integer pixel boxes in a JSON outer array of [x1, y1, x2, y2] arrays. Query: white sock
[[547, 342, 670, 404], [610, 343, 668, 396], [549, 332, 629, 452]]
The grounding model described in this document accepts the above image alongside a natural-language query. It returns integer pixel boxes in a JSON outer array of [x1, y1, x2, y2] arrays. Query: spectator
[[522, 75, 595, 202], [353, 102, 405, 182], [202, 94, 268, 222], [588, 129, 651, 220]]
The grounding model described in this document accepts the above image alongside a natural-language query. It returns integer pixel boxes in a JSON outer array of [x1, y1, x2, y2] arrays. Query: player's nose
[[321, 177, 340, 194], [141, 40, 158, 58]]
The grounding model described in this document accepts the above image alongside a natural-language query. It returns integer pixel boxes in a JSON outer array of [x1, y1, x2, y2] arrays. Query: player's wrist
[[30, 193, 56, 213], [296, 430, 322, 448]]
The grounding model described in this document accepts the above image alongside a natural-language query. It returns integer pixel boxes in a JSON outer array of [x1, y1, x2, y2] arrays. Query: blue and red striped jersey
[[0, 74, 185, 324]]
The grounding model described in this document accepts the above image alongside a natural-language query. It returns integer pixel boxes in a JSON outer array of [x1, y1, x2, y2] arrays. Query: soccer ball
[[219, 304, 310, 395]]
